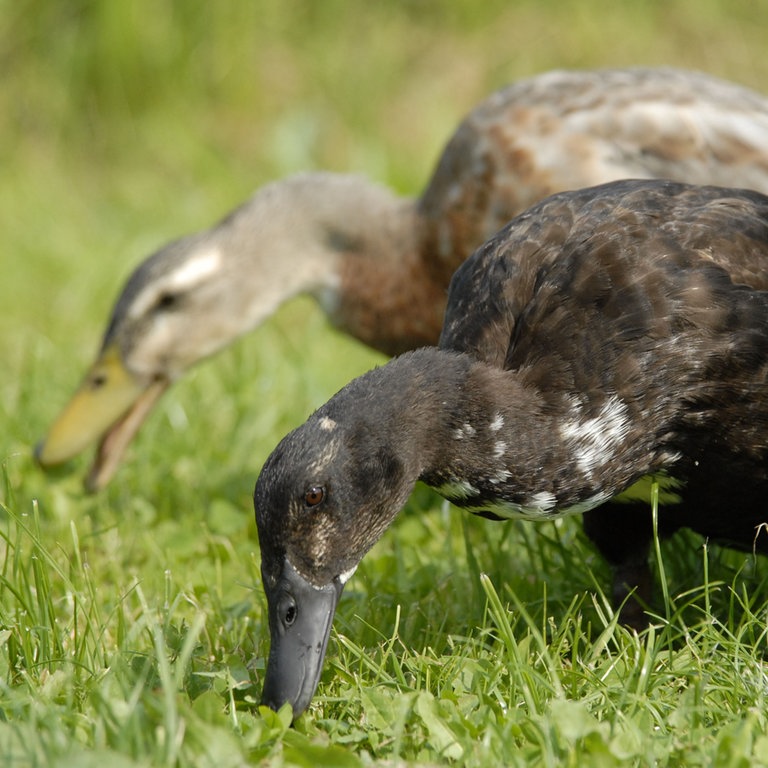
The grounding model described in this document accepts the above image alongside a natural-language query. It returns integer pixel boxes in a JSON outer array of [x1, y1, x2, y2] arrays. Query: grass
[[3, 1, 768, 765]]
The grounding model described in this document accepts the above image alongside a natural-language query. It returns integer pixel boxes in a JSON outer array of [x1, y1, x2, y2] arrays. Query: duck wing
[[441, 179, 768, 622], [420, 68, 768, 280], [441, 180, 768, 445]]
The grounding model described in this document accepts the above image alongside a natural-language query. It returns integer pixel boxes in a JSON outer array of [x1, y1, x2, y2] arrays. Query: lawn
[[3, 1, 768, 765]]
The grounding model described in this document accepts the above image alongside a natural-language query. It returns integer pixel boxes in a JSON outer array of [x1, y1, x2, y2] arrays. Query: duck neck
[[219, 172, 446, 355], [206, 173, 421, 342], [414, 352, 572, 519], [351, 348, 630, 522]]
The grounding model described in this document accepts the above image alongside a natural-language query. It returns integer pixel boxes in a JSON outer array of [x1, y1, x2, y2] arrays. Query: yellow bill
[[35, 344, 169, 491]]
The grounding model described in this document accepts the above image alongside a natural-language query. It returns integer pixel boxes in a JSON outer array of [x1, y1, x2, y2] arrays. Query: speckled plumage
[[37, 68, 768, 489], [255, 179, 768, 716], [439, 182, 768, 610]]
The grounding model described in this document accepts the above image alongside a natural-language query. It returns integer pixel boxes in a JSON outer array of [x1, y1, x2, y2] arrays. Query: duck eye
[[156, 292, 177, 311], [284, 603, 297, 626], [304, 486, 326, 508]]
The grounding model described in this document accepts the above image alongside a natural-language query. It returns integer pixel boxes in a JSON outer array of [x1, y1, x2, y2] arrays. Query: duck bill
[[34, 344, 169, 491], [261, 559, 344, 719]]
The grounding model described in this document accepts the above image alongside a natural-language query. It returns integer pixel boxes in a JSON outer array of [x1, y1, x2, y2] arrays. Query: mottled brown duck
[[36, 68, 768, 490], [254, 179, 768, 718]]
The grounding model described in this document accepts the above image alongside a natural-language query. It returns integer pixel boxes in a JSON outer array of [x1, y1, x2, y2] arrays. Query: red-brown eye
[[304, 486, 326, 508]]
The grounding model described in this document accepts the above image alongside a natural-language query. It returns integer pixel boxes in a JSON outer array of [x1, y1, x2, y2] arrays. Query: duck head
[[254, 372, 426, 717], [35, 174, 413, 490], [34, 232, 250, 491]]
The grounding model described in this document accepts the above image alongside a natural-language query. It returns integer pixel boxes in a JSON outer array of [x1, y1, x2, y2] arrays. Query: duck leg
[[581, 502, 664, 629]]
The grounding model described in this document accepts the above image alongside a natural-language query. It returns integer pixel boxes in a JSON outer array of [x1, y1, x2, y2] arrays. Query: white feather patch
[[435, 478, 481, 500], [559, 396, 631, 480], [318, 416, 337, 432], [464, 490, 610, 521], [338, 564, 358, 584]]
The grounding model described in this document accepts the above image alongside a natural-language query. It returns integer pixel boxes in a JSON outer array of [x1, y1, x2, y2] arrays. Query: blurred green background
[[4, 0, 768, 473], [2, 1, 768, 763], [3, 0, 768, 594]]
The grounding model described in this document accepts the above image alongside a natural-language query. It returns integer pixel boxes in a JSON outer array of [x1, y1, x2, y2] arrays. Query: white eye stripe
[[128, 249, 222, 319], [165, 249, 222, 291]]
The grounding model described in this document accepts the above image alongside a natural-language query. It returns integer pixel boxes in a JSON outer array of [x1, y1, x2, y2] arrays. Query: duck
[[35, 67, 768, 491], [254, 179, 768, 718]]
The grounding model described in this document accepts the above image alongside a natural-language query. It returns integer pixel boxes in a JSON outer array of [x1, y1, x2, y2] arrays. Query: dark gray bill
[[260, 558, 344, 718]]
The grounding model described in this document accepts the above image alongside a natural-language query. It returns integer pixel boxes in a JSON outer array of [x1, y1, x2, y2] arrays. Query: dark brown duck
[[254, 179, 768, 718]]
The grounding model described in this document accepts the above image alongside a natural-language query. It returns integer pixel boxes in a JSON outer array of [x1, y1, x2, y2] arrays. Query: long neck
[[413, 353, 579, 519], [336, 348, 644, 522], [215, 173, 438, 355]]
